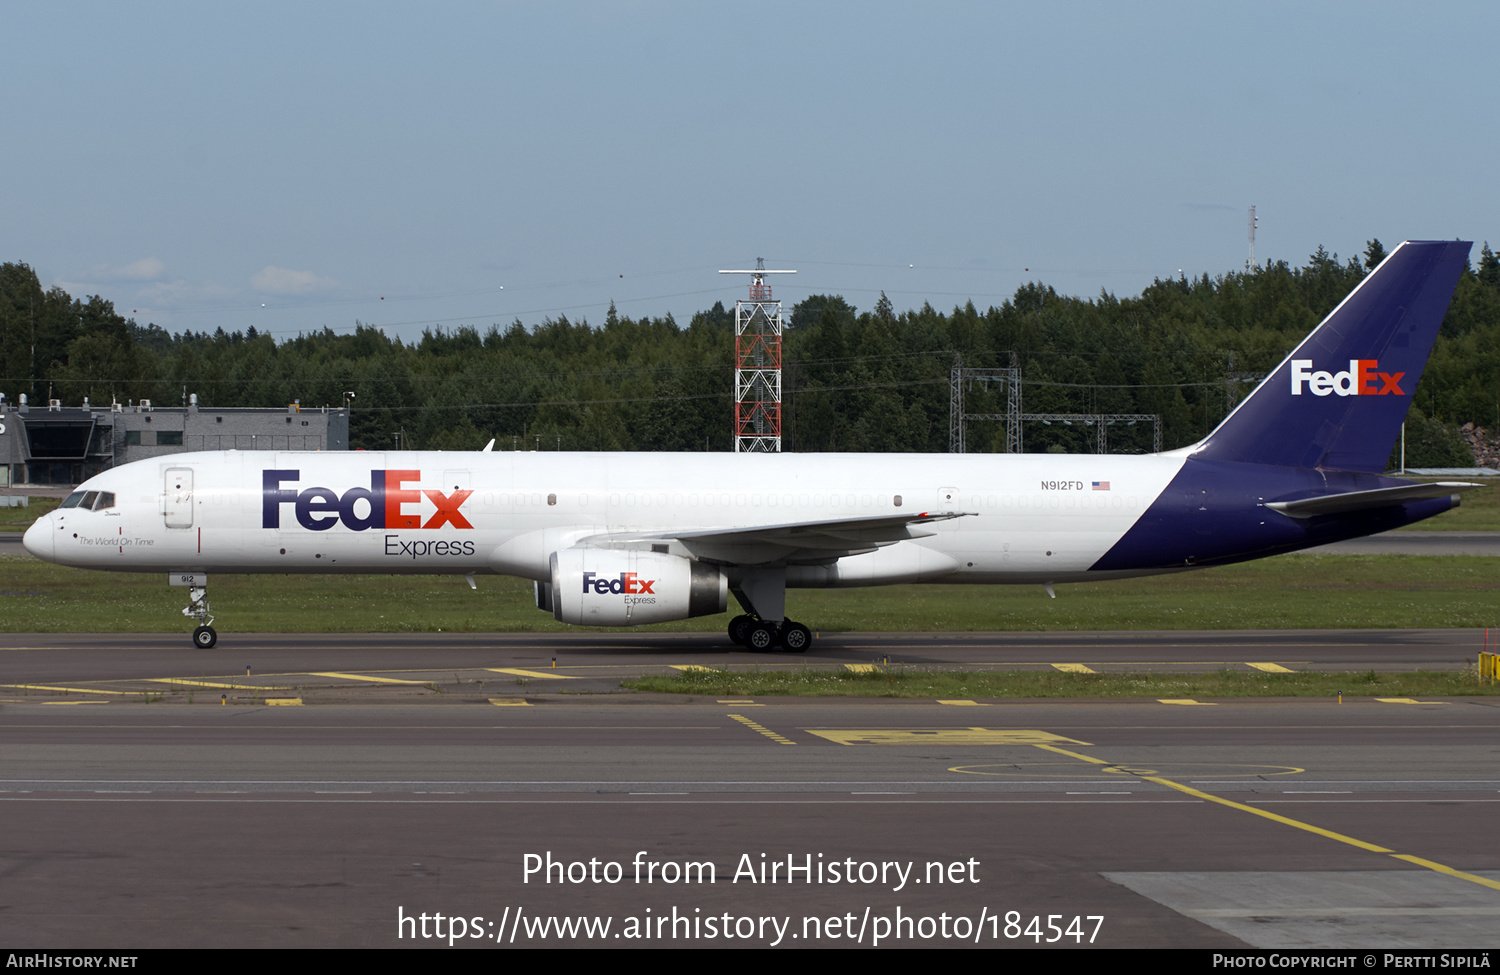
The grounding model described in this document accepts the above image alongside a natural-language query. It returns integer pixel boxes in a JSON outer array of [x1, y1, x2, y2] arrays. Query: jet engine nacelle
[[549, 547, 727, 626]]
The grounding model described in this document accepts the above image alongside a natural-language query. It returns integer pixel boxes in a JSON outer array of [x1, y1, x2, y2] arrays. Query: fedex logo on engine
[[262, 469, 473, 531], [1290, 359, 1405, 397], [581, 572, 656, 595]]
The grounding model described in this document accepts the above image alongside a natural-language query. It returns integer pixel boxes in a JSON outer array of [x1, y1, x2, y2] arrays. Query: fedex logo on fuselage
[[1290, 359, 1405, 397], [262, 469, 473, 531], [582, 572, 655, 595]]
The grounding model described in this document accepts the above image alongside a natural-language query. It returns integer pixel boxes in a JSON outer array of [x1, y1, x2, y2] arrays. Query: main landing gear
[[728, 615, 812, 653], [726, 568, 811, 653]]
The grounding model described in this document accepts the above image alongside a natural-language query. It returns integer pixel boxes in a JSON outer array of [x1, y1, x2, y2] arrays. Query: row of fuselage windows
[[476, 492, 908, 508], [470, 492, 1135, 510], [60, 490, 116, 511], [180, 491, 1136, 511]]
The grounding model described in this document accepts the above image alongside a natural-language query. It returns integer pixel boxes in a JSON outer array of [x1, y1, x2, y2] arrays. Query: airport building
[[0, 394, 348, 487]]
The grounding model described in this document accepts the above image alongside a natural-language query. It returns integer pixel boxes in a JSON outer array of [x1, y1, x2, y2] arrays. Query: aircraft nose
[[22, 515, 54, 561]]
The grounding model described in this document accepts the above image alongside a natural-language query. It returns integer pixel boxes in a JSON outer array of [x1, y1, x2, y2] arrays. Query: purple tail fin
[[1192, 240, 1470, 472]]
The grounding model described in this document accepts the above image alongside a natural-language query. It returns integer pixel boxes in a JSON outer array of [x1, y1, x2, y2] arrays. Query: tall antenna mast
[[1246, 204, 1257, 272], [719, 258, 796, 452]]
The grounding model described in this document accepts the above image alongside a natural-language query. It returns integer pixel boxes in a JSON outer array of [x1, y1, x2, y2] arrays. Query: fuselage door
[[164, 467, 194, 529]]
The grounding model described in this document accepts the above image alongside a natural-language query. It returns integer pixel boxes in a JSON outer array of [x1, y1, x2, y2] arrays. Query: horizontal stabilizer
[[1264, 482, 1481, 519]]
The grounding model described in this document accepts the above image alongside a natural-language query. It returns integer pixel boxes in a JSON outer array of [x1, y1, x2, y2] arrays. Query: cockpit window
[[93, 492, 115, 511], [61, 491, 86, 508], [81, 491, 99, 510]]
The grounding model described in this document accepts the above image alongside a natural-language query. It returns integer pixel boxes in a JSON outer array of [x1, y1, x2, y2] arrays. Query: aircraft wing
[[585, 510, 974, 565], [1265, 481, 1483, 519]]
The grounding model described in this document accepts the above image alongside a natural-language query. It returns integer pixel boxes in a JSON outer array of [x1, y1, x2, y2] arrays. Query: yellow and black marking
[[1247, 662, 1295, 673], [1051, 663, 1096, 673], [729, 713, 795, 745], [810, 728, 1091, 746]]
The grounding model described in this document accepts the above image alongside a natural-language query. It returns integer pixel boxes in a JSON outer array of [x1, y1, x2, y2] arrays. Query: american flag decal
[[1092, 481, 1110, 491]]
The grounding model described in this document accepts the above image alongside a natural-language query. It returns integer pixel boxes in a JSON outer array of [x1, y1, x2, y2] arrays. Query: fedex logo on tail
[[262, 470, 473, 531], [1290, 360, 1405, 397]]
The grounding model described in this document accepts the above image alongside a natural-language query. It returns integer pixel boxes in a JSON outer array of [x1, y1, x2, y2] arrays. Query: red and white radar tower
[[720, 259, 796, 452]]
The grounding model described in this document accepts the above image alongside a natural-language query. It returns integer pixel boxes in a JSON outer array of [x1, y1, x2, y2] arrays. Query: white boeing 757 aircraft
[[24, 241, 1480, 650]]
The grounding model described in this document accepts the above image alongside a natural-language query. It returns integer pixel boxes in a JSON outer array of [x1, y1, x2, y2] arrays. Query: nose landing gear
[[178, 580, 217, 649]]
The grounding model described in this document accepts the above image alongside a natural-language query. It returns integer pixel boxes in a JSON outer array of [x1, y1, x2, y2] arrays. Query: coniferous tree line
[[2, 240, 1497, 467]]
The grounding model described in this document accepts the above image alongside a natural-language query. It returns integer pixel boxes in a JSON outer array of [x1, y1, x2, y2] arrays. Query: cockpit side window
[[61, 491, 86, 508], [81, 491, 99, 510], [93, 492, 115, 511]]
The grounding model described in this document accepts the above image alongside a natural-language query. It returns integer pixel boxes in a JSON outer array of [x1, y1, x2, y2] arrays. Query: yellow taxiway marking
[[938, 700, 984, 706], [1247, 662, 1295, 673], [488, 698, 532, 707], [42, 700, 109, 705], [729, 714, 795, 745], [1158, 699, 1217, 706], [811, 729, 1091, 746], [1051, 663, 1096, 673], [307, 672, 427, 684], [844, 664, 881, 673], [0, 684, 130, 695], [1390, 855, 1500, 892], [1031, 742, 1500, 892], [263, 698, 303, 706], [718, 699, 759, 705], [148, 678, 290, 690], [485, 668, 578, 680], [1376, 698, 1441, 705], [672, 665, 718, 672]]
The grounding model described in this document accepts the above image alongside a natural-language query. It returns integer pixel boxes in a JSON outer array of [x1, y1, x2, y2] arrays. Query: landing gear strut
[[182, 584, 217, 649]]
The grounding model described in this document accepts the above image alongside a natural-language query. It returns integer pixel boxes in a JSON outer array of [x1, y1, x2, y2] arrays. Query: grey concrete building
[[0, 393, 348, 487]]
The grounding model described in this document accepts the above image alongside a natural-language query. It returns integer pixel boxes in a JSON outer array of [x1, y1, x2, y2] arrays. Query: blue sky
[[5, 1, 1496, 342]]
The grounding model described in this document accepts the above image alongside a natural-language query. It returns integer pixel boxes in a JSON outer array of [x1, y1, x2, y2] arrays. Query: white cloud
[[134, 279, 195, 304], [86, 257, 167, 281], [252, 266, 338, 295]]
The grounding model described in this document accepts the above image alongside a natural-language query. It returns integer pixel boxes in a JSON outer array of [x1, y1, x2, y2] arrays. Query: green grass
[[0, 497, 57, 530], [624, 667, 1500, 698], [1394, 477, 1500, 531], [0, 551, 1496, 633]]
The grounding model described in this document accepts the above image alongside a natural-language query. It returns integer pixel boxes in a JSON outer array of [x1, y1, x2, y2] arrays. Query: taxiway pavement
[[1, 629, 1497, 950]]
